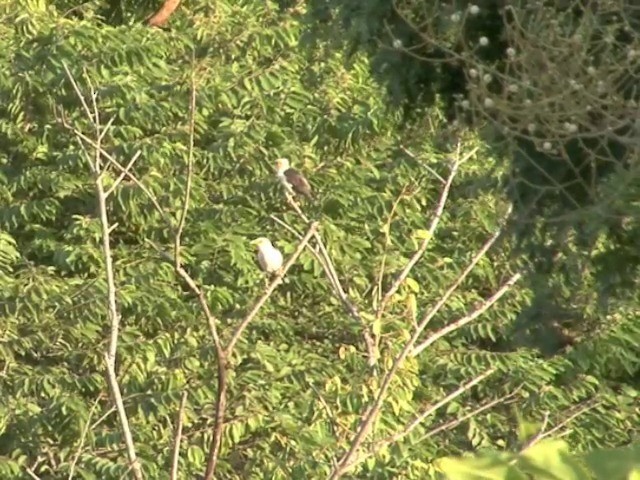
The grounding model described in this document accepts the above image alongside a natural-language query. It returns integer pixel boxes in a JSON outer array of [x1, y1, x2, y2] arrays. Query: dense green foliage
[[0, 1, 638, 479]]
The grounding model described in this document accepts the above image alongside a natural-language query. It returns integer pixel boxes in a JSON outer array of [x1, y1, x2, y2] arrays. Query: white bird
[[250, 237, 284, 275]]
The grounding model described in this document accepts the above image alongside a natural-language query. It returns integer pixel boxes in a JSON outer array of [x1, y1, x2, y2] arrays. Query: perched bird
[[275, 157, 313, 199], [250, 237, 284, 275]]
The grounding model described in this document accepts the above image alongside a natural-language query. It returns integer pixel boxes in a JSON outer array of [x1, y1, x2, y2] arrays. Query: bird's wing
[[284, 168, 312, 195], [256, 251, 269, 271]]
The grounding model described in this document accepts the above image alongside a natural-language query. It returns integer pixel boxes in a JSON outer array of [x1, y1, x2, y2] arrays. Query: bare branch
[[385, 368, 496, 445], [416, 386, 522, 444], [519, 400, 599, 452], [170, 391, 188, 480], [175, 73, 197, 269], [412, 271, 522, 357], [273, 203, 377, 365], [63, 63, 143, 480], [399, 145, 447, 184], [202, 221, 319, 480], [374, 184, 411, 311], [225, 221, 319, 355], [329, 206, 514, 478], [104, 353, 143, 479], [105, 150, 142, 197], [376, 146, 478, 320], [25, 467, 41, 480], [62, 122, 172, 228]]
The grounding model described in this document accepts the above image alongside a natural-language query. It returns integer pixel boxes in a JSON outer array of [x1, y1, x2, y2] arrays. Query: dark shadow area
[[299, 0, 640, 366]]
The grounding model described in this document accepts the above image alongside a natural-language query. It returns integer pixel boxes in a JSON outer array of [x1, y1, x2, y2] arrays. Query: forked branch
[[329, 205, 516, 479], [62, 63, 143, 480]]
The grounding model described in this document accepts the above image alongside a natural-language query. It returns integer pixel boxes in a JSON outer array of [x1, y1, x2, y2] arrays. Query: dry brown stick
[[170, 391, 188, 480], [147, 0, 182, 27], [63, 63, 144, 480], [329, 207, 514, 479]]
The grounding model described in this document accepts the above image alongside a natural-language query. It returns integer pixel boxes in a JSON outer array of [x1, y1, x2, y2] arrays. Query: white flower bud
[[469, 5, 480, 15], [564, 122, 578, 133], [479, 36, 489, 46], [484, 97, 495, 108]]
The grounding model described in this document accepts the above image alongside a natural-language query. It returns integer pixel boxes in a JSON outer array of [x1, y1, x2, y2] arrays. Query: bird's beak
[[249, 239, 259, 246]]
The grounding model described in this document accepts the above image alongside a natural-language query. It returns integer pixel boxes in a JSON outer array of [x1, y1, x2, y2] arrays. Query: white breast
[[257, 245, 283, 273]]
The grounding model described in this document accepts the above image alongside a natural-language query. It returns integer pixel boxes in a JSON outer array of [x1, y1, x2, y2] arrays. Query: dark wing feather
[[284, 168, 312, 198]]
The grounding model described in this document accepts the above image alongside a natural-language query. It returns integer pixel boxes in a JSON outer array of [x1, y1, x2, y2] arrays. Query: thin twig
[[60, 121, 172, 228], [416, 387, 522, 444], [25, 468, 41, 480], [105, 150, 143, 197], [385, 369, 496, 444], [170, 391, 188, 480], [519, 400, 599, 452], [374, 184, 411, 311], [376, 147, 475, 321], [270, 215, 372, 354], [309, 383, 340, 470], [399, 145, 447, 184], [281, 195, 377, 364], [412, 271, 522, 357], [175, 72, 197, 269], [104, 353, 144, 479], [225, 222, 318, 355], [68, 396, 103, 480]]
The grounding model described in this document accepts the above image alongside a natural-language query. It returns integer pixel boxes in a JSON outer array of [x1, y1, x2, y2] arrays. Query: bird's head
[[275, 157, 290, 174], [250, 237, 273, 250]]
